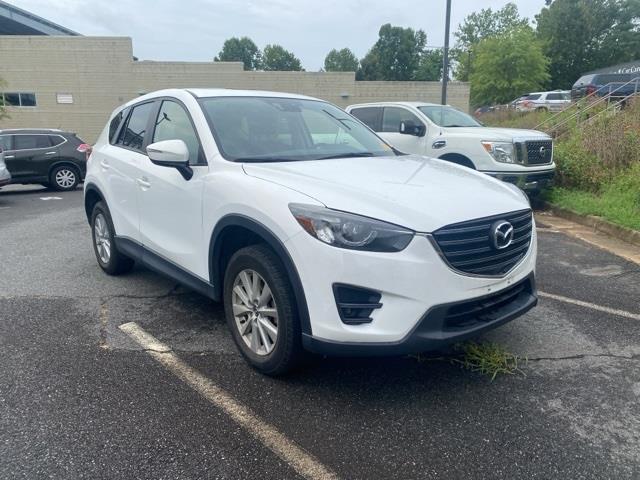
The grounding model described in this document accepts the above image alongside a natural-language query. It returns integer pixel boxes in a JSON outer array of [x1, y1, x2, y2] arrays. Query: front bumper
[[304, 273, 537, 356], [486, 169, 555, 192], [285, 222, 537, 350]]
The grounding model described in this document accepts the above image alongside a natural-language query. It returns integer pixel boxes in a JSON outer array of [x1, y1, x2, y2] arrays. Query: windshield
[[199, 97, 395, 162], [418, 105, 482, 128]]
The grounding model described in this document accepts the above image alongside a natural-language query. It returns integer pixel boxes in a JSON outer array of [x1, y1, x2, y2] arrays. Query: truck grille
[[524, 140, 553, 165], [431, 210, 533, 276]]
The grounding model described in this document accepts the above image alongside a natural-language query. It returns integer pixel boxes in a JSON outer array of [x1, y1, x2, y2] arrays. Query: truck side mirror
[[399, 120, 426, 137]]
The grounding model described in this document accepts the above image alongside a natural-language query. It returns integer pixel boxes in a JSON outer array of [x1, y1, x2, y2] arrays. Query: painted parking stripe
[[539, 291, 640, 321], [119, 322, 339, 480]]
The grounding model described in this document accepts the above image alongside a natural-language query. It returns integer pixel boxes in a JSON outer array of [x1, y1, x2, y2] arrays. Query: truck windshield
[[418, 106, 482, 128], [199, 97, 395, 162]]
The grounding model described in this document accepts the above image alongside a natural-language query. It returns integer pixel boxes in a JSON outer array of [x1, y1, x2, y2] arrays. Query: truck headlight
[[289, 204, 414, 252], [482, 141, 516, 163]]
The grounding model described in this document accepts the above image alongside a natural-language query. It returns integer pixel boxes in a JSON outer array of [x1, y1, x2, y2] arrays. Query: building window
[[1, 92, 37, 107]]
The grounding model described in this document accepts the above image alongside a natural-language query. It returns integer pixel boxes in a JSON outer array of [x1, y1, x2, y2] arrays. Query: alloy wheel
[[94, 213, 111, 264], [55, 169, 76, 189], [231, 269, 279, 356]]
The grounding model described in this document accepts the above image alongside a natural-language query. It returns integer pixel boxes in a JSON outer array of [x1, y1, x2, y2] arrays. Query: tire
[[50, 165, 79, 191], [223, 244, 303, 375], [90, 201, 134, 275], [536, 107, 548, 112]]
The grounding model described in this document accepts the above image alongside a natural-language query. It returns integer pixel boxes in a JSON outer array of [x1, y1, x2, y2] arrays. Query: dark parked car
[[0, 129, 89, 191], [571, 73, 639, 100]]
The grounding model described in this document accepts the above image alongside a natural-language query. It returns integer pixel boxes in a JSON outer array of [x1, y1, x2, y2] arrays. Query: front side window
[[382, 107, 423, 133], [152, 101, 202, 165], [13, 135, 50, 150], [109, 110, 126, 145], [117, 102, 154, 152], [418, 106, 482, 128], [200, 97, 394, 162], [0, 135, 11, 151]]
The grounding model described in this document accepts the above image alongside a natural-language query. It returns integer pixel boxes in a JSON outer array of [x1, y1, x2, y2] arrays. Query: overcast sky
[[11, 0, 546, 70]]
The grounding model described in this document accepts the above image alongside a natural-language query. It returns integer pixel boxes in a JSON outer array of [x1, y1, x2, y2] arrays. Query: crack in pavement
[[527, 353, 640, 362], [0, 283, 187, 301]]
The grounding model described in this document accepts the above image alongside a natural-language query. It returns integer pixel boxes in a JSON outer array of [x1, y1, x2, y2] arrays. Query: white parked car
[[85, 89, 538, 374], [346, 102, 555, 195], [515, 91, 571, 112], [0, 146, 11, 188]]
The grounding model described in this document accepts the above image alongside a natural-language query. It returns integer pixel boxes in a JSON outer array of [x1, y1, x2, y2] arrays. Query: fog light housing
[[333, 284, 382, 325]]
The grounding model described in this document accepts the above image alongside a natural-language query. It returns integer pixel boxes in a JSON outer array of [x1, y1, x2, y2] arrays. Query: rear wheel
[[223, 244, 303, 375], [91, 201, 134, 275], [50, 165, 79, 191]]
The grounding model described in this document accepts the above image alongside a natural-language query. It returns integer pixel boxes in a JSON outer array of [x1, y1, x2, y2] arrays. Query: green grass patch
[[547, 168, 640, 231], [411, 341, 527, 380]]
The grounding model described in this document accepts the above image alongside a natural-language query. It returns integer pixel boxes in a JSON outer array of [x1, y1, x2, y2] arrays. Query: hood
[[243, 155, 529, 232], [440, 126, 550, 141]]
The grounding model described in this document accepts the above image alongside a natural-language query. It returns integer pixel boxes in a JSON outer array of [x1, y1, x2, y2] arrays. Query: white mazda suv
[[84, 89, 538, 375]]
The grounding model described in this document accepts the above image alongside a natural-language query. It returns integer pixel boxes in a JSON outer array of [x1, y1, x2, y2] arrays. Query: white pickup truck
[[346, 102, 555, 195]]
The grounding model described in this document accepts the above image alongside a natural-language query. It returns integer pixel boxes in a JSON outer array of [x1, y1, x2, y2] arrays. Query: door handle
[[137, 177, 151, 189], [100, 160, 109, 169], [4, 155, 14, 159], [432, 140, 447, 149], [45, 151, 56, 155]]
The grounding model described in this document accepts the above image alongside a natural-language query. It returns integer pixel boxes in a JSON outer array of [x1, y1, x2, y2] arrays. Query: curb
[[543, 202, 640, 248]]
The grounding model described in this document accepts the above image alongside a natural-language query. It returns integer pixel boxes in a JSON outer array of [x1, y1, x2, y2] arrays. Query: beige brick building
[[0, 36, 470, 142]]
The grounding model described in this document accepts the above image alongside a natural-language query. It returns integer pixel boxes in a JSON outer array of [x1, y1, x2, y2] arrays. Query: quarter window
[[152, 101, 203, 165], [382, 107, 423, 133], [13, 135, 50, 150], [350, 107, 383, 132], [117, 102, 154, 152], [48, 135, 66, 146]]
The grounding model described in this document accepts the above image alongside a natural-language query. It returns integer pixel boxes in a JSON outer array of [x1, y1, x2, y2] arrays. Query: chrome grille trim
[[429, 209, 534, 277]]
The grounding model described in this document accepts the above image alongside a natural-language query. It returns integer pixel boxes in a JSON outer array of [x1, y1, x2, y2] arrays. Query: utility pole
[[441, 0, 452, 105]]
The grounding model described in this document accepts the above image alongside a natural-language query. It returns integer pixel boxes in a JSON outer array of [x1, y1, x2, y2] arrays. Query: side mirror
[[146, 139, 193, 180], [399, 120, 426, 137]]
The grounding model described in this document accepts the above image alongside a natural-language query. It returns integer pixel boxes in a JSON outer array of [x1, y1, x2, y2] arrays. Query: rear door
[[2, 134, 56, 181], [101, 101, 156, 242]]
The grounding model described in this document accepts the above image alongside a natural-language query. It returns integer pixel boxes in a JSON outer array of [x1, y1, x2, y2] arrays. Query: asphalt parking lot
[[1, 185, 640, 479]]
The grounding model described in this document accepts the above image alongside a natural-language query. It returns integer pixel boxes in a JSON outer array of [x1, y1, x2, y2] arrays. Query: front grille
[[431, 209, 533, 276], [443, 278, 533, 330], [525, 140, 553, 165]]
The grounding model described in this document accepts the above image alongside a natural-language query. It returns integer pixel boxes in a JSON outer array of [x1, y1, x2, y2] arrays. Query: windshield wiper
[[317, 152, 376, 160]]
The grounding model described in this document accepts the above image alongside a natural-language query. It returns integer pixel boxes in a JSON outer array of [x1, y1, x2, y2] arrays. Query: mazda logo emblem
[[539, 146, 546, 156], [492, 221, 514, 250]]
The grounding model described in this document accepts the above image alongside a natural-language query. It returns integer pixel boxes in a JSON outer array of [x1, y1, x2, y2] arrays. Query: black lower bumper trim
[[303, 273, 537, 357]]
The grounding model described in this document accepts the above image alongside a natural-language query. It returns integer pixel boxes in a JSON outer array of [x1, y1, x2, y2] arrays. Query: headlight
[[482, 141, 516, 163], [289, 204, 414, 252]]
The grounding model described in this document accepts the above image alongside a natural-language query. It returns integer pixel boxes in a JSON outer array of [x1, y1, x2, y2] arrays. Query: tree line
[[213, 0, 638, 106]]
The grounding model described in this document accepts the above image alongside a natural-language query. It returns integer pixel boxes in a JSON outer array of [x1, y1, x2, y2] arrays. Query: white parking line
[[119, 322, 339, 480], [539, 291, 640, 320]]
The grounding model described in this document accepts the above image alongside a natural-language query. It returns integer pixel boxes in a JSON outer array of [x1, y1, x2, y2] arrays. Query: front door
[[380, 107, 427, 155], [138, 99, 207, 280]]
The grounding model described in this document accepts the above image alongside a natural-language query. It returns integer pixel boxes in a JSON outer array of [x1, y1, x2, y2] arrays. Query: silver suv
[[515, 91, 571, 112]]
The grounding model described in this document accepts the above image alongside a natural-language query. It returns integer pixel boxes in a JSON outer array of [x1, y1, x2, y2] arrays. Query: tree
[[357, 24, 427, 81], [536, 0, 640, 89], [470, 27, 549, 107], [414, 49, 443, 81], [453, 3, 529, 81], [324, 48, 359, 72], [214, 36, 262, 71], [262, 44, 303, 71]]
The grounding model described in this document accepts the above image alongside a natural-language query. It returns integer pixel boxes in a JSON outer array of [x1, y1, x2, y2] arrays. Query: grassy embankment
[[481, 101, 640, 231]]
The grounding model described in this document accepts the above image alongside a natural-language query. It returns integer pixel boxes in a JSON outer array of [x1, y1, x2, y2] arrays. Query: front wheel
[[223, 244, 303, 375]]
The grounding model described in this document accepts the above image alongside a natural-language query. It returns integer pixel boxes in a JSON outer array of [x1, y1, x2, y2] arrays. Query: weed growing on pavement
[[411, 341, 527, 380]]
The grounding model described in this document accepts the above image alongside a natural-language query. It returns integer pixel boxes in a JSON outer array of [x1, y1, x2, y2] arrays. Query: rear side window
[[109, 109, 126, 144], [13, 135, 51, 150], [350, 107, 383, 132], [546, 93, 562, 100], [48, 135, 66, 146], [152, 100, 203, 165], [382, 107, 423, 133], [117, 102, 154, 152], [0, 135, 11, 151]]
